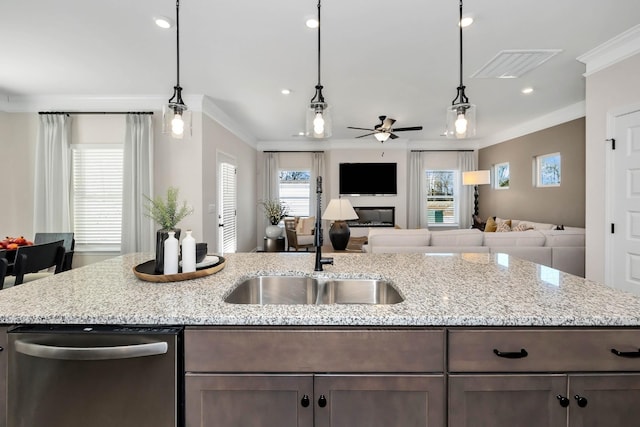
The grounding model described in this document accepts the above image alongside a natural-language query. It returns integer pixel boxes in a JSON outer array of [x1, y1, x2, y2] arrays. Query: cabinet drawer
[[186, 327, 444, 373], [449, 329, 640, 372]]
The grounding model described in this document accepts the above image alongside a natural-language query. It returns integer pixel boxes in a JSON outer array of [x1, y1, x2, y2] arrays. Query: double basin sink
[[225, 275, 404, 305]]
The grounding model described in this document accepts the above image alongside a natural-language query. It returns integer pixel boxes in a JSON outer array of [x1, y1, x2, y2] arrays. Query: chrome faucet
[[314, 176, 333, 272]]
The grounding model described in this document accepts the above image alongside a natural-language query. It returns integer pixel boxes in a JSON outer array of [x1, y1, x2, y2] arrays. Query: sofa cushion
[[368, 228, 431, 248], [430, 229, 484, 246], [512, 220, 556, 230], [540, 229, 585, 247], [483, 230, 546, 247], [296, 217, 315, 235]]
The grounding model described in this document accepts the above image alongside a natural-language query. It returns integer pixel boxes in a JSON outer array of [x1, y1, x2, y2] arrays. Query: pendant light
[[306, 0, 332, 139], [162, 0, 191, 139], [446, 0, 476, 139]]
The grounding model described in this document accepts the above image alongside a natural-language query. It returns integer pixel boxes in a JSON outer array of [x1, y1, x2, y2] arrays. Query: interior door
[[610, 109, 640, 293], [218, 156, 237, 254]]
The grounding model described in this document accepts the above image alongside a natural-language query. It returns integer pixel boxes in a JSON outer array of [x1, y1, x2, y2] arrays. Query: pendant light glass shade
[[162, 0, 191, 139], [306, 0, 331, 139], [446, 0, 476, 139]]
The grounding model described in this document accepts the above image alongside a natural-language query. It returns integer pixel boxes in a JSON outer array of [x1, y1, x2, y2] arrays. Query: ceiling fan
[[348, 115, 423, 142]]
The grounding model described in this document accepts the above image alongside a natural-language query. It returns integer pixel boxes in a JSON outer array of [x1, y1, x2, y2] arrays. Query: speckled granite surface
[[0, 252, 639, 326]]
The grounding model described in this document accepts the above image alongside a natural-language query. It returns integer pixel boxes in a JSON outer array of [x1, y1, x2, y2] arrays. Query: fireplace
[[347, 206, 395, 228]]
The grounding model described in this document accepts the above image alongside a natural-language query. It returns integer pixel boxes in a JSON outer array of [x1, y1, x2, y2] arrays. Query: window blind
[[72, 147, 123, 249]]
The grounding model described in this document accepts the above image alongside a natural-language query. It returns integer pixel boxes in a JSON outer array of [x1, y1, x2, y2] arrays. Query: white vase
[[265, 224, 282, 239], [163, 231, 179, 274], [181, 230, 196, 273]]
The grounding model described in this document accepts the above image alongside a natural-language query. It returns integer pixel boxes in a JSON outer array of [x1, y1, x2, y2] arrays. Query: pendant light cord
[[458, 0, 463, 88], [176, 0, 181, 87], [317, 0, 322, 87]]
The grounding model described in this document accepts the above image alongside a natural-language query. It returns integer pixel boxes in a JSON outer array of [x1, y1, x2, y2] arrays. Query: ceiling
[[2, 0, 639, 144]]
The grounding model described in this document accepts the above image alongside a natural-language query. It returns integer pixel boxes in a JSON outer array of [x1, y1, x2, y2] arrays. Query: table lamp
[[322, 199, 359, 250], [462, 170, 491, 217]]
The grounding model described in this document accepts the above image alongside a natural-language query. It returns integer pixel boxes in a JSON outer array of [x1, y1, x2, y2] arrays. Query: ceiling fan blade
[[381, 118, 396, 130], [356, 133, 376, 138], [389, 133, 399, 139], [392, 126, 423, 132], [348, 126, 375, 131]]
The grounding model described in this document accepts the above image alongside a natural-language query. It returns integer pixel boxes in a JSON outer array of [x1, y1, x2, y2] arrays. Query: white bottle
[[163, 231, 179, 274], [181, 230, 196, 273]]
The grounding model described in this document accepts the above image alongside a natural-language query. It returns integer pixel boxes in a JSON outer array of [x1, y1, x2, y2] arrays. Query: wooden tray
[[133, 256, 226, 283]]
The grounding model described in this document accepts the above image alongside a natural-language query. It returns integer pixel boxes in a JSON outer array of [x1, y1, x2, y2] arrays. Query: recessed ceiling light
[[522, 87, 534, 94], [460, 16, 473, 27], [281, 89, 291, 95], [298, 131, 305, 136], [154, 16, 173, 29], [306, 18, 319, 29]]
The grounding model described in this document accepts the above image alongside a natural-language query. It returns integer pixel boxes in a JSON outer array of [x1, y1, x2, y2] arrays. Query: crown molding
[[0, 94, 204, 113], [476, 101, 585, 149], [577, 24, 640, 76], [201, 95, 257, 148]]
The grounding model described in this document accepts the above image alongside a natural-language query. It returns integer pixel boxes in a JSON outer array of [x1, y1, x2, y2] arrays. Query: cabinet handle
[[611, 348, 640, 358], [556, 395, 570, 408], [318, 395, 327, 408], [574, 395, 588, 408], [301, 395, 310, 408], [493, 348, 528, 359]]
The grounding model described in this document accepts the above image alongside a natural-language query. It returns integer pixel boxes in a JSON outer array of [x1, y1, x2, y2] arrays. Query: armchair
[[284, 217, 315, 251]]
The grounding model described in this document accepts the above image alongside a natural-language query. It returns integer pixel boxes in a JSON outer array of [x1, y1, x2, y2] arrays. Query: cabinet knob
[[300, 395, 310, 407], [318, 395, 327, 408], [556, 395, 570, 408], [493, 348, 528, 359], [611, 348, 640, 358], [574, 395, 588, 408]]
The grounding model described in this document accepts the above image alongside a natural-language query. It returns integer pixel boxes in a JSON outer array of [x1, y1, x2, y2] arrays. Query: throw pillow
[[295, 217, 304, 234], [485, 217, 497, 232], [496, 218, 512, 228], [555, 224, 565, 230], [496, 222, 511, 232], [512, 223, 533, 232], [300, 217, 315, 235], [472, 215, 486, 231]]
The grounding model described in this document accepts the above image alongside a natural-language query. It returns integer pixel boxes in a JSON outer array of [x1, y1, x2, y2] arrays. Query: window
[[426, 170, 457, 225], [279, 170, 311, 217], [535, 152, 561, 187], [72, 145, 123, 250]]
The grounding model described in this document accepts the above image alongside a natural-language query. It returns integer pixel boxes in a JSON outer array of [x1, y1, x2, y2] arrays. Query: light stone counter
[[0, 252, 639, 326]]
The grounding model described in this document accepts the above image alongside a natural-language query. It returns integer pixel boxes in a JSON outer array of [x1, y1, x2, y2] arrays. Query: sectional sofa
[[362, 219, 585, 277]]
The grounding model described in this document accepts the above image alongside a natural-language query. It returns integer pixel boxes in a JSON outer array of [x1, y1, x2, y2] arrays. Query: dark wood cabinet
[[0, 327, 6, 427]]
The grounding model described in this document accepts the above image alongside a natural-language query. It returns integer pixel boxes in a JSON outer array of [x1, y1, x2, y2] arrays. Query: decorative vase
[[265, 224, 282, 239], [154, 228, 181, 274], [163, 231, 179, 275], [181, 230, 196, 273]]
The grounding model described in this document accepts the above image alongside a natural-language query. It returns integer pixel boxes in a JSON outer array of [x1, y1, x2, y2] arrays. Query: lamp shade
[[322, 199, 358, 221], [462, 170, 491, 186], [374, 132, 391, 143]]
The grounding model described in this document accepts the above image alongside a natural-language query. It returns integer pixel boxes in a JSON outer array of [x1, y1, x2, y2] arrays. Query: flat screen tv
[[339, 163, 397, 196]]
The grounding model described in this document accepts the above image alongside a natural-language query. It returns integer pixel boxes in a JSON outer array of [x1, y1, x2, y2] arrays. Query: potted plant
[[260, 199, 289, 238], [145, 186, 193, 273]]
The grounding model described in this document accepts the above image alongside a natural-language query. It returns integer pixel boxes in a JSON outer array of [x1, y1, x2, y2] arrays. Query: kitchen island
[[2, 252, 640, 427]]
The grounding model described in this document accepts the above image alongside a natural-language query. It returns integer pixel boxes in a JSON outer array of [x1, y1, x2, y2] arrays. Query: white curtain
[[457, 151, 476, 229], [408, 151, 427, 229], [34, 114, 72, 233], [262, 152, 281, 232], [121, 114, 154, 253], [309, 152, 326, 218]]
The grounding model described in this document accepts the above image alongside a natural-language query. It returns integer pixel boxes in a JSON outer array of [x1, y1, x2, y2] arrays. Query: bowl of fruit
[[0, 236, 33, 251]]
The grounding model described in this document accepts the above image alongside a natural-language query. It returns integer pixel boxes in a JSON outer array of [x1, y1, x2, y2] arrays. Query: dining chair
[[284, 217, 315, 251], [34, 232, 75, 271], [2, 240, 66, 289]]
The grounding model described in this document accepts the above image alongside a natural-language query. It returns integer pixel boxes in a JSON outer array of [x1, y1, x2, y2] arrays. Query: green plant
[[144, 186, 193, 230], [260, 199, 289, 225]]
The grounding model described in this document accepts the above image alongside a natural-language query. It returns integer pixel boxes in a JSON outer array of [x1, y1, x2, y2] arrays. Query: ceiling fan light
[[374, 132, 391, 143], [446, 103, 476, 139]]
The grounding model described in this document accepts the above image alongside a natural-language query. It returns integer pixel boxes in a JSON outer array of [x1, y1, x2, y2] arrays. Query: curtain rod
[[411, 149, 474, 152], [263, 150, 325, 153], [38, 111, 154, 115]]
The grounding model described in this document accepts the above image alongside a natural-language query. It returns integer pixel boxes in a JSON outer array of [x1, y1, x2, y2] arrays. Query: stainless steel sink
[[225, 276, 403, 305], [224, 276, 318, 304], [319, 279, 404, 304]]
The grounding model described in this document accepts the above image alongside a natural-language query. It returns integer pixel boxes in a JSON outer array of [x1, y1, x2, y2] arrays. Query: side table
[[263, 236, 285, 252]]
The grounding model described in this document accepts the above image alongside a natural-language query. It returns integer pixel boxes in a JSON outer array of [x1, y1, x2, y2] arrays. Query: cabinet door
[[569, 374, 640, 427], [0, 327, 6, 427], [449, 374, 567, 427], [314, 374, 445, 427], [185, 374, 313, 427]]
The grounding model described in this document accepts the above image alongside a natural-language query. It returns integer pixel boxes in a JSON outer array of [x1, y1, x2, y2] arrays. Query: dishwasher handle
[[14, 339, 168, 361]]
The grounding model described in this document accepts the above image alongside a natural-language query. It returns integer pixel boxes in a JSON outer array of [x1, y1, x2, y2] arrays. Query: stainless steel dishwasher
[[8, 324, 183, 427]]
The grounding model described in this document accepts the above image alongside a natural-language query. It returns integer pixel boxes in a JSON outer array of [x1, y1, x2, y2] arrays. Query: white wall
[[585, 53, 640, 282]]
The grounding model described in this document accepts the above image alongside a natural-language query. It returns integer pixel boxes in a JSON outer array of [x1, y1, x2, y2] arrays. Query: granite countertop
[[0, 252, 639, 327]]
